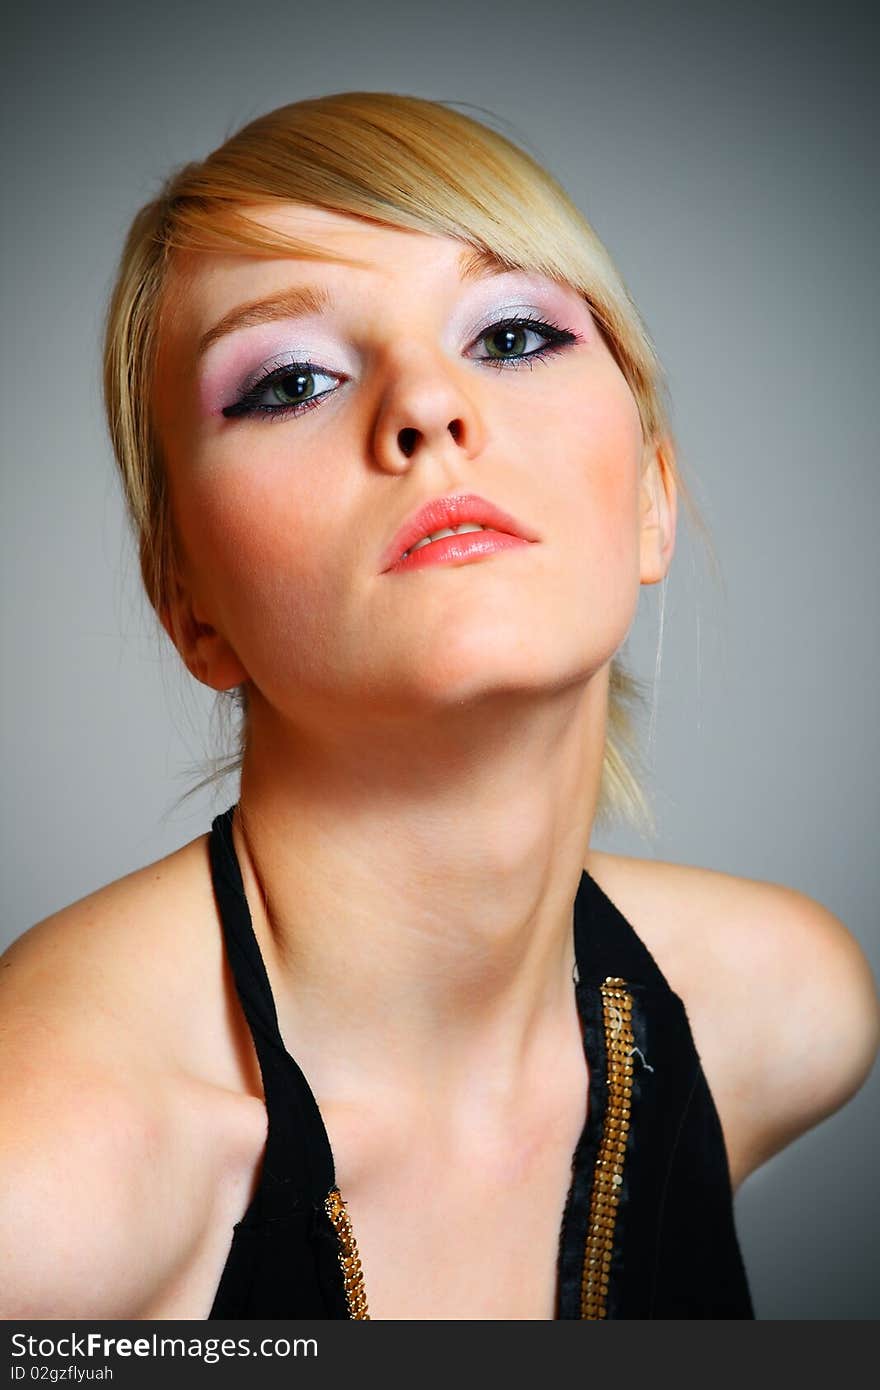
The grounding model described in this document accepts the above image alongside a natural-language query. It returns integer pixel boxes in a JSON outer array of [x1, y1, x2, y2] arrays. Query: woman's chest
[[149, 1063, 591, 1320], [325, 1133, 585, 1319]]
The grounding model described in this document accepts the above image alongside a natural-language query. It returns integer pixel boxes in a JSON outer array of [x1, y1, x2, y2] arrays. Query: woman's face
[[153, 203, 666, 732]]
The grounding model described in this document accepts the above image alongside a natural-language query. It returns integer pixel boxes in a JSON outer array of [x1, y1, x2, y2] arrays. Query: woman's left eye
[[471, 315, 579, 368], [221, 315, 579, 423]]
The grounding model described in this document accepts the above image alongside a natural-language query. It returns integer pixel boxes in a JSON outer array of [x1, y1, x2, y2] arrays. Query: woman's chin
[[375, 638, 606, 715]]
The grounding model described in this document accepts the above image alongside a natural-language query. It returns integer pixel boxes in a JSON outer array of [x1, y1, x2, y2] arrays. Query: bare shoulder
[[0, 836, 264, 1317], [2, 834, 260, 1089], [4, 836, 214, 1055], [584, 849, 880, 1189]]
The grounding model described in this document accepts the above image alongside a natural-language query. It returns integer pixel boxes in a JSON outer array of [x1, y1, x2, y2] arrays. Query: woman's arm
[[722, 885, 880, 1181], [1, 1062, 186, 1317], [0, 931, 219, 1319]]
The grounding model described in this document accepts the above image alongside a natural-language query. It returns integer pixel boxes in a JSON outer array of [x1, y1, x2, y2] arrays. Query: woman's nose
[[370, 348, 487, 474]]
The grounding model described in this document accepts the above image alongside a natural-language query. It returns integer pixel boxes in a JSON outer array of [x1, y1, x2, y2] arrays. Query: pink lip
[[379, 492, 540, 574]]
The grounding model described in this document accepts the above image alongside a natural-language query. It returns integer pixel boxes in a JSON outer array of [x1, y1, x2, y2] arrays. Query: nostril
[[397, 427, 418, 458]]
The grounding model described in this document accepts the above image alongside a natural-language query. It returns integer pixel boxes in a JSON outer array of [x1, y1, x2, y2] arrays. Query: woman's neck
[[232, 671, 607, 1129]]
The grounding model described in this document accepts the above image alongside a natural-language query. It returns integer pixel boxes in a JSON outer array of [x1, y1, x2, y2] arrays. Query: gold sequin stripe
[[580, 976, 634, 1319], [324, 1186, 371, 1319]]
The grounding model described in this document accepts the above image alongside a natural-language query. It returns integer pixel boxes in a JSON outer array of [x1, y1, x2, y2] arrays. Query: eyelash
[[221, 314, 581, 424]]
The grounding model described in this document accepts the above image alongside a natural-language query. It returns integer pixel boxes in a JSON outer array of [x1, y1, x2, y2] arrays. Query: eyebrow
[[196, 246, 515, 360]]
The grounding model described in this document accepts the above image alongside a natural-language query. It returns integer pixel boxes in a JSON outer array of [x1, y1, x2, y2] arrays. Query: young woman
[[3, 91, 878, 1321]]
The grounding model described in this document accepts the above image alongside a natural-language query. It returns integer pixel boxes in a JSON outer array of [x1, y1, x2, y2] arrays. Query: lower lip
[[385, 530, 533, 574]]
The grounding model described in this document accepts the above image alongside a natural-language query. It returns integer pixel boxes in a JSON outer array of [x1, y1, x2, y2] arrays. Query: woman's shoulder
[[584, 848, 880, 1189], [3, 833, 254, 1083], [0, 834, 265, 1318]]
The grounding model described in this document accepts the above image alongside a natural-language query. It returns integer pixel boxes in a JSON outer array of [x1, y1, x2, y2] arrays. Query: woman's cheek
[[563, 389, 643, 573], [187, 460, 307, 585]]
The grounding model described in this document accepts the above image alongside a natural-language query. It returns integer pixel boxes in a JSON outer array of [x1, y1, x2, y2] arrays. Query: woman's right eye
[[221, 312, 579, 424], [222, 364, 343, 422]]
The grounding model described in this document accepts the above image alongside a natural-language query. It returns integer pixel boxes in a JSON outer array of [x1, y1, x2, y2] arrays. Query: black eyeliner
[[221, 315, 581, 422]]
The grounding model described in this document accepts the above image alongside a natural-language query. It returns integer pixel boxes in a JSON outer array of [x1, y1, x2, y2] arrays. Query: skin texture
[[145, 206, 675, 1314], [153, 203, 677, 1129], [3, 208, 877, 1318]]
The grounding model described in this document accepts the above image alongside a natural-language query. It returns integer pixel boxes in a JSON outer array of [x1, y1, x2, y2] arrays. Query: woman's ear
[[639, 436, 678, 585], [159, 575, 248, 691]]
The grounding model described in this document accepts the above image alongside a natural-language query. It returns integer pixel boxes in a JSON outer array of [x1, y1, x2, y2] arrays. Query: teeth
[[404, 522, 487, 558]]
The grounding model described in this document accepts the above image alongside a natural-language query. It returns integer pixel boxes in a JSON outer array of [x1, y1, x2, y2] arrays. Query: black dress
[[206, 803, 755, 1319]]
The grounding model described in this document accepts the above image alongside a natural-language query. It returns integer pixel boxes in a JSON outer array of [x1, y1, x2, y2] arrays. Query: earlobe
[[159, 579, 248, 691], [639, 438, 678, 586]]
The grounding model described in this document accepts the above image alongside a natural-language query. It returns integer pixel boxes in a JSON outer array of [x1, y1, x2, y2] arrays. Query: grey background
[[1, 0, 877, 1318]]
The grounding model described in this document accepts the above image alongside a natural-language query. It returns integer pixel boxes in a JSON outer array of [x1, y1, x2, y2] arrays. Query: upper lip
[[379, 492, 540, 572]]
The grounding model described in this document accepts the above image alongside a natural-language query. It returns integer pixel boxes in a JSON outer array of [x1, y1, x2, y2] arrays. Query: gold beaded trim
[[580, 976, 634, 1319], [324, 1186, 371, 1319]]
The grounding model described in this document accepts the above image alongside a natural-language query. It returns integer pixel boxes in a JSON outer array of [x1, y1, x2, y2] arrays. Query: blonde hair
[[103, 90, 713, 836]]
